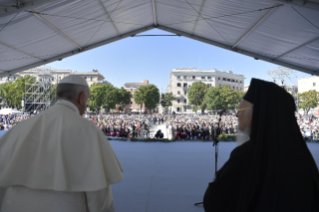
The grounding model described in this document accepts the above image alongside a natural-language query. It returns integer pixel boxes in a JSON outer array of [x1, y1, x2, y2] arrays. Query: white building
[[298, 76, 319, 93], [167, 68, 245, 113], [0, 69, 110, 87]]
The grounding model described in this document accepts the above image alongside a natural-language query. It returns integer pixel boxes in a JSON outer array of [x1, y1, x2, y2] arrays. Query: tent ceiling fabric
[[0, 0, 318, 76]]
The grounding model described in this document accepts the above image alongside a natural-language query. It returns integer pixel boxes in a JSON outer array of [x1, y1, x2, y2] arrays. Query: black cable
[[132, 35, 180, 37], [291, 6, 319, 31], [25, 10, 145, 26], [0, 11, 19, 33], [164, 4, 284, 26]]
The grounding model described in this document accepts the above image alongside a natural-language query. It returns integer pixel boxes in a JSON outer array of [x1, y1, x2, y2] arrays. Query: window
[[177, 107, 180, 112], [314, 82, 316, 87], [236, 80, 238, 83], [184, 91, 187, 95], [8, 76, 10, 80], [231, 79, 235, 82], [177, 83, 181, 87], [201, 76, 205, 79], [227, 79, 230, 82], [192, 76, 196, 79], [13, 76, 16, 80], [223, 78, 226, 81], [240, 81, 242, 84], [218, 77, 220, 80], [177, 76, 181, 79], [59, 77, 61, 81], [208, 76, 211, 79], [183, 83, 187, 87], [177, 99, 180, 103], [130, 87, 133, 91], [184, 76, 187, 79], [207, 83, 211, 87], [177, 91, 181, 95], [91, 77, 93, 81], [184, 99, 187, 103]]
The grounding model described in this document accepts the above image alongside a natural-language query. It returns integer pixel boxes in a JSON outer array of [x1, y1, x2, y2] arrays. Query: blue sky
[[49, 29, 311, 91]]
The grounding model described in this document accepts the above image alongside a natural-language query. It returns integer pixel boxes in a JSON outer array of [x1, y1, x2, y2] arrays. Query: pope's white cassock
[[0, 76, 123, 212]]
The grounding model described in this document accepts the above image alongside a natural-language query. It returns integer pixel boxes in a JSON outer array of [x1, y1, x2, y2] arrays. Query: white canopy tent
[[0, 0, 318, 76], [0, 108, 23, 115]]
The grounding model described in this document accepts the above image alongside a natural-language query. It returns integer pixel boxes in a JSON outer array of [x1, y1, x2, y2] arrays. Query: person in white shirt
[[0, 76, 123, 212]]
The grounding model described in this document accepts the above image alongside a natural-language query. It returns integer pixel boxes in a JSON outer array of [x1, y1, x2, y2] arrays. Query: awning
[[0, 0, 318, 76]]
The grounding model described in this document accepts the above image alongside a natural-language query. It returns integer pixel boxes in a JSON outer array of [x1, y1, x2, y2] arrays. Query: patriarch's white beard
[[236, 128, 250, 146]]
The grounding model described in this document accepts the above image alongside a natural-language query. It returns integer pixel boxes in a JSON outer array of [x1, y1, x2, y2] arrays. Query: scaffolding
[[266, 66, 299, 110], [24, 66, 56, 112]]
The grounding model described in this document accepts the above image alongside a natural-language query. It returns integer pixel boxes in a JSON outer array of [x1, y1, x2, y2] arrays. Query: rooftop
[[298, 76, 319, 80], [171, 68, 244, 77]]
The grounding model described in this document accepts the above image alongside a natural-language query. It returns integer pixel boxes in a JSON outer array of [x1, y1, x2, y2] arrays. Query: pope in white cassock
[[0, 76, 123, 212]]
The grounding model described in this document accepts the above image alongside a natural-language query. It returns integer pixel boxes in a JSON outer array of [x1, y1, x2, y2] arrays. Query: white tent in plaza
[[0, 0, 318, 76], [0, 108, 23, 115]]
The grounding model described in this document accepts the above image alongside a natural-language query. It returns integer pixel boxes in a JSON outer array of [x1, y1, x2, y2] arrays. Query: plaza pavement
[[109, 140, 319, 212]]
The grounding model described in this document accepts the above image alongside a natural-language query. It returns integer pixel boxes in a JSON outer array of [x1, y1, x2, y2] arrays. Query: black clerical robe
[[203, 141, 254, 212], [203, 140, 319, 212]]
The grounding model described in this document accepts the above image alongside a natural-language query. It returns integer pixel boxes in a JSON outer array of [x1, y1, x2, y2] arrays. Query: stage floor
[[109, 141, 319, 212]]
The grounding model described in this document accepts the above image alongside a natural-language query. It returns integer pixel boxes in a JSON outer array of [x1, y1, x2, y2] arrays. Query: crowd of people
[[83, 114, 167, 138], [165, 114, 237, 140], [0, 111, 317, 142], [0, 114, 35, 130], [297, 113, 318, 141]]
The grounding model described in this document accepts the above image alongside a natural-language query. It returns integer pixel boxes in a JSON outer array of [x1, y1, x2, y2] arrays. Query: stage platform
[[109, 141, 319, 212]]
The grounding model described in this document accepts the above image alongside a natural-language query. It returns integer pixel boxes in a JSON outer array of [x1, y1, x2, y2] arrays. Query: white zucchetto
[[59, 75, 89, 87]]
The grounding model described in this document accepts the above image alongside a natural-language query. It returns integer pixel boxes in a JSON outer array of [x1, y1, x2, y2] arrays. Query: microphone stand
[[194, 110, 224, 206]]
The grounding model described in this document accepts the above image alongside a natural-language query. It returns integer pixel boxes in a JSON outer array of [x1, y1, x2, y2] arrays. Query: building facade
[[124, 80, 149, 113], [167, 68, 245, 113], [298, 76, 319, 93]]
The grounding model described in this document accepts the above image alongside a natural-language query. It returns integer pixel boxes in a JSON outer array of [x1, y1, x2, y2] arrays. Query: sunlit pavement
[[109, 140, 319, 212]]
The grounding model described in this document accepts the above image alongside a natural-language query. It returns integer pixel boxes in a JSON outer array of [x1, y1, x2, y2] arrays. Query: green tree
[[298, 90, 319, 115], [204, 85, 243, 111], [0, 83, 8, 107], [102, 84, 119, 112], [235, 90, 246, 106], [161, 92, 175, 112], [88, 83, 106, 112], [116, 87, 131, 112], [134, 84, 160, 113], [188, 82, 208, 114]]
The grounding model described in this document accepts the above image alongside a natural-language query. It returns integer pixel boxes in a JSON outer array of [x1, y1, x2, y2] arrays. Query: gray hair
[[56, 83, 89, 100]]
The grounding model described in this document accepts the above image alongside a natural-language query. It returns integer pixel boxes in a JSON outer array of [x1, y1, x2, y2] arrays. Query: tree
[[116, 87, 131, 112], [235, 90, 246, 108], [134, 84, 160, 113], [204, 85, 243, 111], [161, 92, 175, 113], [188, 82, 208, 114], [102, 84, 119, 112], [88, 83, 107, 112], [298, 90, 319, 115]]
